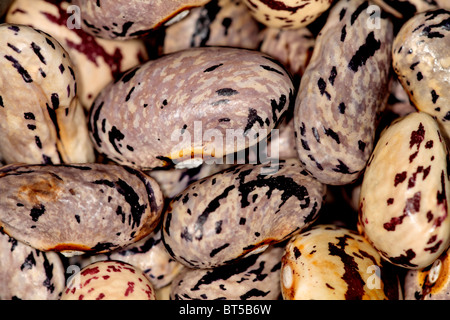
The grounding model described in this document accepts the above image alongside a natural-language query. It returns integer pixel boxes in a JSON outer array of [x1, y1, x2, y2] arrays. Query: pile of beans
[[0, 0, 449, 300]]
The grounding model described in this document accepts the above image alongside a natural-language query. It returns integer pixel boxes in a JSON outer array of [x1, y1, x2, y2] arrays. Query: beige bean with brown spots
[[61, 260, 156, 300], [359, 112, 450, 269]]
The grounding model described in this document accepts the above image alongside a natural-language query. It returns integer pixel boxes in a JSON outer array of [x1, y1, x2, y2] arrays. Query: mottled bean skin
[[0, 229, 66, 300], [242, 0, 333, 29], [88, 46, 294, 170], [69, 228, 184, 290], [170, 244, 283, 300], [61, 260, 156, 300], [162, 159, 326, 269], [404, 247, 450, 300], [72, 0, 211, 40], [0, 23, 95, 165], [294, 0, 393, 185], [6, 0, 148, 110], [359, 112, 450, 269], [0, 163, 164, 257], [392, 9, 450, 143], [259, 26, 315, 83], [281, 224, 401, 300], [163, 0, 261, 54]]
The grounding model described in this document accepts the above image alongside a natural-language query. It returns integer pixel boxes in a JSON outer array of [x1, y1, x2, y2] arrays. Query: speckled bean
[[294, 0, 393, 185], [281, 224, 401, 300], [88, 46, 294, 170], [0, 23, 94, 165], [163, 0, 261, 54], [170, 244, 284, 300], [162, 158, 326, 269], [0, 229, 66, 300], [6, 0, 149, 110], [392, 9, 450, 143], [61, 260, 156, 300], [404, 247, 450, 300], [242, 0, 333, 29], [359, 112, 450, 269], [0, 163, 164, 257], [72, 0, 212, 40]]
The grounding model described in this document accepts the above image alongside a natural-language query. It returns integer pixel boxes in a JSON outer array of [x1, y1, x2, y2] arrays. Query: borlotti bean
[[88, 46, 294, 170], [0, 23, 95, 165], [71, 0, 212, 40], [404, 247, 450, 300], [6, 0, 149, 110], [170, 244, 284, 300], [392, 9, 450, 143], [163, 0, 261, 54], [162, 159, 326, 269], [0, 163, 164, 257], [0, 229, 66, 300], [359, 112, 450, 269], [61, 260, 156, 300], [242, 0, 333, 29], [294, 0, 393, 186], [69, 227, 184, 290], [281, 224, 401, 300]]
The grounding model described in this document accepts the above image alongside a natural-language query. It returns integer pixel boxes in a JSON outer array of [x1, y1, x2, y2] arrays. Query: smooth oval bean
[[170, 244, 283, 300], [281, 224, 401, 300], [0, 229, 66, 300], [392, 9, 450, 143], [242, 0, 333, 29], [293, 0, 393, 185], [0, 163, 164, 257], [88, 46, 294, 170], [61, 260, 156, 300], [404, 247, 450, 300], [162, 158, 326, 269], [6, 0, 149, 110], [0, 23, 94, 165], [359, 112, 450, 269], [72, 0, 212, 40]]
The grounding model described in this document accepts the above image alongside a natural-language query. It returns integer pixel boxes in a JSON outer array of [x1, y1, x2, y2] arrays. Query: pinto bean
[[88, 46, 294, 170], [162, 158, 326, 269], [293, 0, 393, 185], [0, 163, 164, 257], [0, 23, 95, 165]]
